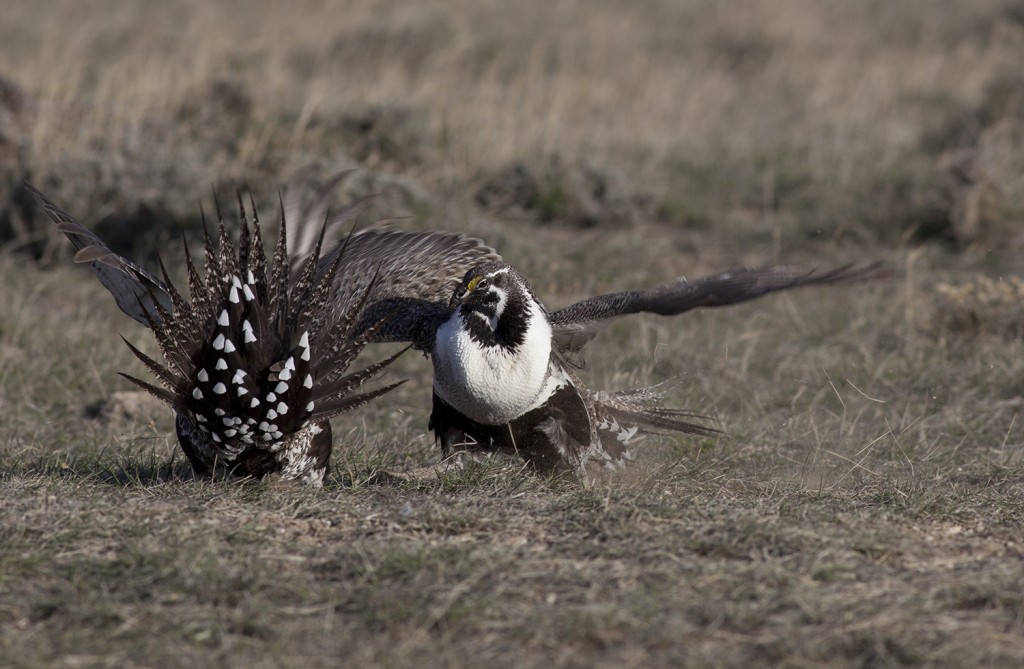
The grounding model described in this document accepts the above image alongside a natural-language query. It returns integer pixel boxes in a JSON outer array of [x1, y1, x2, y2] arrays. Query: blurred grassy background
[[3, 0, 1024, 260]]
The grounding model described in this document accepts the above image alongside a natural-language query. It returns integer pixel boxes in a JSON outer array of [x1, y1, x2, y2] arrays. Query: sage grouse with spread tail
[[28, 183, 405, 486]]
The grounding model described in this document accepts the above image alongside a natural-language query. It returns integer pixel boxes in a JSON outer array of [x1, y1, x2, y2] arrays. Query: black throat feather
[[459, 287, 533, 353]]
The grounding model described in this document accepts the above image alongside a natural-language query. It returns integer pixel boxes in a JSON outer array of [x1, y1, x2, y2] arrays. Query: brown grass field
[[2, 1, 1024, 667]]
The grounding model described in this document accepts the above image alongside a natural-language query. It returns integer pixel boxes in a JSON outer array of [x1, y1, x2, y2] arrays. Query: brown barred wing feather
[[550, 263, 886, 353], [317, 228, 502, 348], [26, 182, 172, 326]]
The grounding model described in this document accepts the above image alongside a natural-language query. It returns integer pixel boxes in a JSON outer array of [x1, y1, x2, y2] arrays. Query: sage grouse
[[27, 183, 406, 486], [302, 219, 881, 481], [425, 260, 880, 481]]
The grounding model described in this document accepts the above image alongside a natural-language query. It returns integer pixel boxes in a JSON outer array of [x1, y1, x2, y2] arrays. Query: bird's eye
[[477, 278, 489, 289]]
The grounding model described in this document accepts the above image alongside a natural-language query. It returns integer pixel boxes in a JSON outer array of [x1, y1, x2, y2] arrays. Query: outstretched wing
[[317, 228, 502, 349], [550, 263, 886, 353], [25, 182, 172, 326], [30, 171, 501, 348], [283, 167, 382, 272], [280, 168, 503, 349]]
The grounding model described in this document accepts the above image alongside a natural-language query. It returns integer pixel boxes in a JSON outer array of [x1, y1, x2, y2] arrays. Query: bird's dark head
[[448, 261, 544, 350], [449, 261, 529, 315]]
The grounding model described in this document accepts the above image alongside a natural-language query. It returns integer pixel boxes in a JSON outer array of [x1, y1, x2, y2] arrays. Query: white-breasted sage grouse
[[423, 260, 881, 481], [289, 195, 883, 482], [28, 182, 406, 486]]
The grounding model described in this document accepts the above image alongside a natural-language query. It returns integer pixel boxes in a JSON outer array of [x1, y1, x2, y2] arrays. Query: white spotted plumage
[[32, 175, 407, 487]]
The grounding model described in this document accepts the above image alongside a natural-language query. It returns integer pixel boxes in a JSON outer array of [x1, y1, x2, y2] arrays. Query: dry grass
[[2, 1, 1024, 667], [5, 0, 1024, 252]]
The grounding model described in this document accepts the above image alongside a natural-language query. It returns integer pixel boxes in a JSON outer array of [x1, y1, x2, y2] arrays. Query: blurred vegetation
[[1, 0, 1024, 264]]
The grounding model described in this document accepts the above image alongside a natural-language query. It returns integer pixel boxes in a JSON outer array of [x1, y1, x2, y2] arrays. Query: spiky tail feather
[[32, 179, 408, 483], [587, 384, 718, 470]]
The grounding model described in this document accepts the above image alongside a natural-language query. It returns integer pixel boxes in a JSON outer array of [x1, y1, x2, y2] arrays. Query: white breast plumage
[[433, 300, 561, 425]]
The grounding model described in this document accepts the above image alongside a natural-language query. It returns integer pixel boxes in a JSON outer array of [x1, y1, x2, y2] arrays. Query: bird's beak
[[449, 276, 480, 310], [449, 285, 469, 310]]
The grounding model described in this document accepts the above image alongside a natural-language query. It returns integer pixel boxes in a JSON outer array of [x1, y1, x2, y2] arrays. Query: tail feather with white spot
[[29, 181, 407, 484], [587, 384, 718, 469]]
